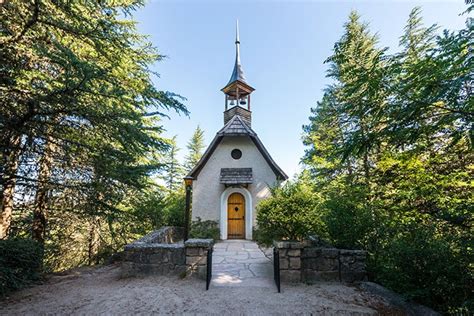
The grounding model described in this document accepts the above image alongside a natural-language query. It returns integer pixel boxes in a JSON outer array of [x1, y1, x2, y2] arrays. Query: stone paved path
[[211, 240, 274, 288]]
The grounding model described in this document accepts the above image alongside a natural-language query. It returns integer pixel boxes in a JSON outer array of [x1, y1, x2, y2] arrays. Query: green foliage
[[323, 185, 377, 250], [0, 0, 188, 272], [302, 7, 473, 313], [163, 136, 185, 191], [0, 239, 43, 296], [255, 181, 325, 244], [190, 218, 220, 240], [185, 126, 205, 171], [370, 225, 472, 311]]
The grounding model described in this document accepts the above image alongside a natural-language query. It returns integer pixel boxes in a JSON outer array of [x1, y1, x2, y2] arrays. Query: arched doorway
[[227, 193, 245, 239]]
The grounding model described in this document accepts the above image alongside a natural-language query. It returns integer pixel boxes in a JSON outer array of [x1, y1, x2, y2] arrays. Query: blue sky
[[134, 0, 468, 178]]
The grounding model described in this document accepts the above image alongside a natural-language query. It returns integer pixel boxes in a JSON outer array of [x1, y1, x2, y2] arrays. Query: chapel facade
[[185, 22, 287, 240]]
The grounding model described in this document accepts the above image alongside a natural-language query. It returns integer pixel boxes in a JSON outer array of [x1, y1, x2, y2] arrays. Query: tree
[[302, 90, 349, 181], [184, 126, 205, 171], [385, 6, 473, 147], [325, 11, 389, 185], [0, 0, 187, 258], [302, 8, 473, 312], [163, 136, 184, 191]]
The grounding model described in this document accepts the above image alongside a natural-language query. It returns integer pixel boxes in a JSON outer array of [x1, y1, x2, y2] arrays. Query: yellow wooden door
[[227, 193, 245, 239]]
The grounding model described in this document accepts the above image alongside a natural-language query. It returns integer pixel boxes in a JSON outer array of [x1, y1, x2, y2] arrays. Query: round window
[[231, 149, 242, 160]]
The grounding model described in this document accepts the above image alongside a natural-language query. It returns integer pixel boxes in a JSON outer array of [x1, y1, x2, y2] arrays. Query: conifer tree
[[301, 8, 473, 312], [184, 126, 205, 171], [0, 1, 187, 247], [163, 137, 184, 191], [325, 10, 388, 183]]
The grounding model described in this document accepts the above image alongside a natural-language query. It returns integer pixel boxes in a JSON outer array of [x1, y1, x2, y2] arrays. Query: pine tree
[[184, 126, 205, 171], [325, 10, 389, 183], [163, 137, 184, 191], [302, 8, 473, 312], [0, 1, 188, 246], [302, 90, 348, 181]]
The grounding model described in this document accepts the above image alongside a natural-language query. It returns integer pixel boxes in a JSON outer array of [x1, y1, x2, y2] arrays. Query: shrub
[[163, 191, 186, 227], [190, 218, 220, 240], [370, 224, 473, 313], [323, 184, 377, 250], [0, 238, 43, 296], [255, 181, 325, 245]]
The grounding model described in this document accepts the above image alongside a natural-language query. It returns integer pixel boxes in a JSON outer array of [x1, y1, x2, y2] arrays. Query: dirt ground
[[0, 264, 405, 315]]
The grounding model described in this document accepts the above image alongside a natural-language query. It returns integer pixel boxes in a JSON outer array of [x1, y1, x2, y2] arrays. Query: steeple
[[227, 20, 247, 85], [222, 20, 255, 126]]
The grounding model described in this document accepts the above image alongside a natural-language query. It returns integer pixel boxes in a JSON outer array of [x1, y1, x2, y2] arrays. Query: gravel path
[[0, 263, 405, 315]]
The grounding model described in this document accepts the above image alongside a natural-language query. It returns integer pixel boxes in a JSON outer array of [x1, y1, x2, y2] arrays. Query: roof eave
[[221, 80, 255, 93]]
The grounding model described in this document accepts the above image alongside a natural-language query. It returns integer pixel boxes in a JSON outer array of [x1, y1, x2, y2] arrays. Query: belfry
[[185, 21, 287, 240]]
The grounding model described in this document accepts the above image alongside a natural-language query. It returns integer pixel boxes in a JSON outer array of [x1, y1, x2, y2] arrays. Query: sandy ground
[[0, 264, 406, 315]]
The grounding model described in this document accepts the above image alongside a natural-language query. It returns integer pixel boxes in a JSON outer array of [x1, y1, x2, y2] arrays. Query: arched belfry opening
[[221, 20, 255, 127]]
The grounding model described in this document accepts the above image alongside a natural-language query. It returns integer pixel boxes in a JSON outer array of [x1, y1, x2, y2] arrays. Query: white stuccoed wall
[[191, 136, 278, 231]]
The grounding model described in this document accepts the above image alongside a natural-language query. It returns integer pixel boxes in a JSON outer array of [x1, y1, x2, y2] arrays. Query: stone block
[[287, 249, 301, 257], [273, 241, 291, 249], [169, 248, 185, 265], [279, 258, 289, 269], [289, 257, 301, 269], [340, 259, 365, 269], [302, 257, 338, 271], [148, 251, 167, 264], [321, 248, 339, 259], [339, 249, 366, 256], [186, 255, 205, 266], [274, 240, 305, 249], [123, 250, 141, 263], [303, 270, 340, 283], [184, 239, 214, 248], [301, 247, 322, 259], [280, 270, 301, 283], [186, 247, 203, 256], [197, 265, 207, 279], [289, 242, 304, 249]]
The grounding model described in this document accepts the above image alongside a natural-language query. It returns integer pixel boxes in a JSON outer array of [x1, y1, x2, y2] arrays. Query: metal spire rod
[[227, 19, 247, 85]]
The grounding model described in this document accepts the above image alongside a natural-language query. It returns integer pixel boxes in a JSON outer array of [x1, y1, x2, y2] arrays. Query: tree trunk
[[0, 133, 22, 239], [88, 217, 101, 265], [32, 133, 56, 245]]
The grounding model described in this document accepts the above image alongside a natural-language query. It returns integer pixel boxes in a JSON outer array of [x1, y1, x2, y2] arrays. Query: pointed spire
[[227, 19, 247, 85], [235, 19, 240, 44]]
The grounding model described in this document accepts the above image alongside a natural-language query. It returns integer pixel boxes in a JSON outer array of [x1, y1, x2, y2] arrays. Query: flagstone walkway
[[210, 240, 274, 288]]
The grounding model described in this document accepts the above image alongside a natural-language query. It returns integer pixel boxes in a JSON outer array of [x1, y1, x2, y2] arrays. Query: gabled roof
[[186, 116, 288, 181]]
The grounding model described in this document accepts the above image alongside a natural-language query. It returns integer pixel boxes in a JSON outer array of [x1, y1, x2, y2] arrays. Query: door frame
[[220, 187, 253, 240]]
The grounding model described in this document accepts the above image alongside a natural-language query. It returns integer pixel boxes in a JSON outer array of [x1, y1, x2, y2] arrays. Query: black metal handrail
[[206, 247, 213, 290], [273, 248, 281, 293]]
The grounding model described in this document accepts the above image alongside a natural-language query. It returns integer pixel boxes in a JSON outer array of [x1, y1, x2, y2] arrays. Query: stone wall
[[121, 226, 213, 278], [131, 226, 184, 244], [274, 241, 304, 282], [185, 239, 214, 279], [122, 243, 186, 277], [274, 240, 367, 283]]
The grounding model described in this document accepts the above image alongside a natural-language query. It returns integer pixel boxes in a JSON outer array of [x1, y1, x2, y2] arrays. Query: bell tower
[[221, 20, 255, 127]]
